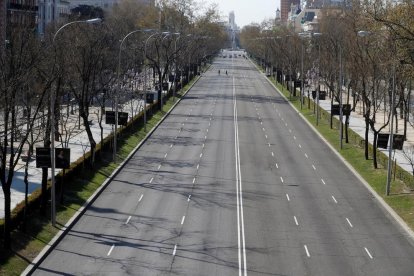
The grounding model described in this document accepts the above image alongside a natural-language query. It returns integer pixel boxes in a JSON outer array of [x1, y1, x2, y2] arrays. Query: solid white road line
[[294, 216, 299, 226], [304, 245, 310, 257], [125, 216, 132, 224], [331, 196, 337, 204], [173, 245, 177, 256], [138, 194, 143, 202], [286, 194, 290, 201], [107, 244, 115, 256], [364, 247, 373, 259], [181, 216, 186, 225], [346, 218, 353, 228], [233, 75, 247, 276]]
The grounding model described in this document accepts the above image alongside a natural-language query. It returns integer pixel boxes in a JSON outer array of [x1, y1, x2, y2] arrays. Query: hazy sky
[[196, 0, 280, 28]]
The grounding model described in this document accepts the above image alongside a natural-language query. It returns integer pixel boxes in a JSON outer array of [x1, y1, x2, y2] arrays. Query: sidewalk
[[313, 89, 414, 180], [0, 99, 144, 219]]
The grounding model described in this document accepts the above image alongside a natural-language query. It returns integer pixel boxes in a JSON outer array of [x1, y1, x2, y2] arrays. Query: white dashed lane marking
[[107, 244, 115, 256], [294, 216, 299, 226], [304, 245, 310, 257], [364, 247, 373, 259], [346, 218, 353, 228]]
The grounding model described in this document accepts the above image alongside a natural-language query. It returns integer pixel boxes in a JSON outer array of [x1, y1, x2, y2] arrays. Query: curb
[[22, 75, 202, 276], [258, 65, 414, 244]]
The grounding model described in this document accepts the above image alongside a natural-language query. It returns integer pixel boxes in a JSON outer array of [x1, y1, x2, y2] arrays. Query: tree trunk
[[373, 131, 378, 169], [345, 115, 349, 143], [80, 112, 96, 167], [365, 116, 370, 160], [40, 168, 48, 216], [2, 185, 11, 249]]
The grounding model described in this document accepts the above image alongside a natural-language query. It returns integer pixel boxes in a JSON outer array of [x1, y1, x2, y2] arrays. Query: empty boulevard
[[32, 52, 414, 275]]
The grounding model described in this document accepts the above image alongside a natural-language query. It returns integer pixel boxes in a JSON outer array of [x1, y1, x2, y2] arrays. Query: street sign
[[146, 92, 154, 103], [36, 147, 51, 168], [319, 91, 326, 100], [55, 148, 70, 169], [377, 133, 389, 149], [332, 104, 340, 115], [393, 134, 405, 150], [331, 104, 351, 116], [105, 111, 116, 125], [118, 112, 128, 126], [343, 104, 351, 116], [106, 111, 128, 125]]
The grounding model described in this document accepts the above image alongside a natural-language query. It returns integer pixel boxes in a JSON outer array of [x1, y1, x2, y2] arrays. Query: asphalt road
[[33, 50, 414, 275]]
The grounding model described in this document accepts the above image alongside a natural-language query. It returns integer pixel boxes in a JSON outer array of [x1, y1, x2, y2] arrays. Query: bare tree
[[0, 28, 52, 249]]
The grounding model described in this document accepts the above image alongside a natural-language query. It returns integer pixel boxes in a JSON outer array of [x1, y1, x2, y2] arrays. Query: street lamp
[[51, 17, 101, 226], [114, 29, 153, 161], [313, 32, 323, 126], [298, 32, 311, 110], [143, 31, 170, 117], [172, 33, 181, 102], [358, 29, 395, 196]]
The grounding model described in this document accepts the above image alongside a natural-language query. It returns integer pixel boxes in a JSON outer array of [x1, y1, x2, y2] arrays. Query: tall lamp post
[[114, 29, 153, 161], [358, 30, 395, 196], [173, 33, 181, 102], [160, 32, 171, 110], [313, 32, 323, 126], [51, 17, 101, 226], [144, 31, 170, 115], [298, 33, 310, 110]]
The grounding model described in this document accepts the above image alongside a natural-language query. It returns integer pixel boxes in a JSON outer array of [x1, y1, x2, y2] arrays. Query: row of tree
[[240, 0, 413, 171], [0, 0, 229, 249]]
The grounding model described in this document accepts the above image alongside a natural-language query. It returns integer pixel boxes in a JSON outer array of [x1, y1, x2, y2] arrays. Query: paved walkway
[[312, 87, 414, 179], [0, 98, 147, 219]]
